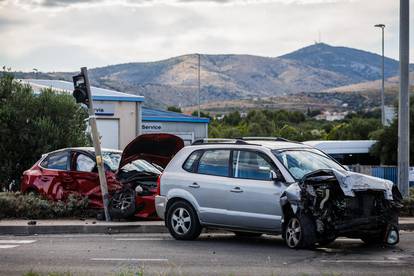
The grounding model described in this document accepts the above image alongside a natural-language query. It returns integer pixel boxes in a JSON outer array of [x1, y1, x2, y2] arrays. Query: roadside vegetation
[[0, 71, 89, 191], [0, 192, 90, 219], [200, 101, 413, 166]]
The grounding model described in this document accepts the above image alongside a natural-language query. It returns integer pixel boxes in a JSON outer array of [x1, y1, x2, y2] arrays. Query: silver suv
[[155, 138, 401, 249]]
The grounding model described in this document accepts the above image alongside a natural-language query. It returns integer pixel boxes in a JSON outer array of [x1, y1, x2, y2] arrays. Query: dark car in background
[[21, 134, 184, 219]]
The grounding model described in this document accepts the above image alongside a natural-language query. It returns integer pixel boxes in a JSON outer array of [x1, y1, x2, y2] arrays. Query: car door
[[225, 150, 284, 231], [37, 150, 71, 200], [68, 151, 103, 208], [180, 149, 234, 226]]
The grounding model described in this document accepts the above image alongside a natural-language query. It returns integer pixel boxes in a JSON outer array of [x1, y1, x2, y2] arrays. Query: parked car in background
[[155, 138, 402, 249], [21, 133, 184, 219]]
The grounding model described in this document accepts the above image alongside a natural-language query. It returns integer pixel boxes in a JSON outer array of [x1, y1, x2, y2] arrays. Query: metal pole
[[381, 26, 385, 125], [375, 24, 386, 125], [198, 53, 201, 118], [398, 0, 410, 198], [82, 67, 111, 221]]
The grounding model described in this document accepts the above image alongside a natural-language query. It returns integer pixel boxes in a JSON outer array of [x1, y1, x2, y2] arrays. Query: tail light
[[156, 173, 162, 196]]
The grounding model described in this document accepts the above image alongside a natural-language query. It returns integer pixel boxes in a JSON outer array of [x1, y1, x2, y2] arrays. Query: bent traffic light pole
[[73, 67, 111, 221]]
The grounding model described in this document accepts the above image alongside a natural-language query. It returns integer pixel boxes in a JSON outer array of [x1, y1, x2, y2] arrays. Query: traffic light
[[72, 73, 90, 107]]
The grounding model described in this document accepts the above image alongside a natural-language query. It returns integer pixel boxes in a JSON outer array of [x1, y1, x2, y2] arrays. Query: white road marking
[[114, 238, 167, 241], [90, 258, 168, 262], [0, 240, 36, 244], [321, 259, 405, 264], [0, 245, 20, 249]]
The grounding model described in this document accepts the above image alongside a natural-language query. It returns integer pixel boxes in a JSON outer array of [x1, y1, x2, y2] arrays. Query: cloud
[[3, 0, 353, 9], [0, 0, 411, 71]]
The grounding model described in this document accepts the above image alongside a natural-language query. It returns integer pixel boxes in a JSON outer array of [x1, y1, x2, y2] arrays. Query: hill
[[15, 43, 406, 108]]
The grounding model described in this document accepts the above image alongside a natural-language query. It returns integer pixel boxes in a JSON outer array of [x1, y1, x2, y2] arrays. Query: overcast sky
[[0, 0, 412, 72]]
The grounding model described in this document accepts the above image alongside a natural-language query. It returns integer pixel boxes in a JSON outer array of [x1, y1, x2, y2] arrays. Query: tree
[[167, 106, 182, 113], [0, 73, 89, 190], [326, 118, 381, 140], [370, 98, 414, 165]]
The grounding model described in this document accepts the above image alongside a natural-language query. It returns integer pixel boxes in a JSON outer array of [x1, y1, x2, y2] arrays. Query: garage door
[[96, 119, 119, 149]]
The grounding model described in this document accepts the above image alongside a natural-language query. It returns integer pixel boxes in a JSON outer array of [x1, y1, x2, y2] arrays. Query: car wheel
[[166, 201, 202, 240], [109, 189, 137, 219], [284, 214, 316, 249], [233, 231, 262, 238]]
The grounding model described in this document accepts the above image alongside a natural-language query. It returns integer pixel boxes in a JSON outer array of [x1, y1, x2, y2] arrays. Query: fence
[[348, 165, 414, 186]]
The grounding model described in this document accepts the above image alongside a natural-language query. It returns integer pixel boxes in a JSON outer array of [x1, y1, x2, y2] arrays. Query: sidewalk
[[0, 218, 413, 235]]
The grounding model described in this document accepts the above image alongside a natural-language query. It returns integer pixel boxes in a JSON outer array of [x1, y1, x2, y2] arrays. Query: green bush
[[0, 192, 91, 219], [400, 187, 414, 217], [0, 72, 89, 190]]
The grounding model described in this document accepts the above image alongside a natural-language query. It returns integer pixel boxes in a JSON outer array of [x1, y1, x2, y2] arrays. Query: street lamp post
[[374, 24, 386, 125], [197, 53, 201, 118], [398, 0, 410, 198]]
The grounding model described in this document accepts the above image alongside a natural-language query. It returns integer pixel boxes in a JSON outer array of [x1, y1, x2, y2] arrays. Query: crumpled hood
[[118, 133, 184, 169], [331, 169, 394, 200]]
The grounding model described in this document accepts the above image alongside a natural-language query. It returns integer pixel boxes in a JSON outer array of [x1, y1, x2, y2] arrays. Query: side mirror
[[270, 170, 279, 181]]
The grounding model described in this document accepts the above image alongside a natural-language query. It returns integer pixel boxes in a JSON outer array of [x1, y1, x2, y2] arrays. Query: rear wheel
[[233, 231, 262, 238], [166, 201, 202, 240], [284, 214, 316, 249]]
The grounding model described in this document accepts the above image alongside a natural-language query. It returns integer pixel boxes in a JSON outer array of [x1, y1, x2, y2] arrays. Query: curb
[[0, 222, 413, 236], [0, 224, 168, 235]]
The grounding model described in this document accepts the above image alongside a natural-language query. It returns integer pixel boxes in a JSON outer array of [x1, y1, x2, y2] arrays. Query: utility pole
[[374, 24, 386, 125], [72, 67, 111, 221], [398, 0, 410, 198], [197, 53, 201, 118]]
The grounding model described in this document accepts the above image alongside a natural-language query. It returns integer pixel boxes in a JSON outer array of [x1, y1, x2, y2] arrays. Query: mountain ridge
[[15, 43, 406, 108]]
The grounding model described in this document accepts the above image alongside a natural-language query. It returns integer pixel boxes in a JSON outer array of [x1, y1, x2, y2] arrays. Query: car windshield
[[273, 149, 344, 180], [102, 151, 121, 172]]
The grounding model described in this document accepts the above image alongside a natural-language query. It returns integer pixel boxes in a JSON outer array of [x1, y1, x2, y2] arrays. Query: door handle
[[230, 187, 243, 193], [188, 182, 200, 188]]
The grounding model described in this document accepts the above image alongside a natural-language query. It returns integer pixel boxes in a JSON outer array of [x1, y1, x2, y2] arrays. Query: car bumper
[[155, 195, 167, 220]]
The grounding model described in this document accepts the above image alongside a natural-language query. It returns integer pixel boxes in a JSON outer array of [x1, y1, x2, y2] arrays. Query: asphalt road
[[1, 231, 414, 276]]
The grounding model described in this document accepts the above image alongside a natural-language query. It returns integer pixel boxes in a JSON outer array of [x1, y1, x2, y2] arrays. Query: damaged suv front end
[[277, 149, 402, 249]]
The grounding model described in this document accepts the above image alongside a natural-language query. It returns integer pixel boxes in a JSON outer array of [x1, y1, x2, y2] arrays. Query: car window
[[197, 150, 230, 177], [76, 154, 96, 172], [232, 150, 275, 181], [183, 150, 203, 172], [42, 152, 69, 170], [273, 149, 345, 180]]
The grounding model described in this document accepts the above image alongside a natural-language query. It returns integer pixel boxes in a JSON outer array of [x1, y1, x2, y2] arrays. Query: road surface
[[1, 231, 414, 275]]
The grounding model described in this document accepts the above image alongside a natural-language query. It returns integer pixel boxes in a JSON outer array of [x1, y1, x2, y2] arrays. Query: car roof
[[187, 140, 313, 151], [45, 147, 122, 155]]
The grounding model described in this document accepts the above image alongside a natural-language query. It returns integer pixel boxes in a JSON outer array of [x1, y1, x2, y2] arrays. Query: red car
[[21, 134, 184, 219]]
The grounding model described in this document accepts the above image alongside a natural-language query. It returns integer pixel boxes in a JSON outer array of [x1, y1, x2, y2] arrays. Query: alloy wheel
[[286, 218, 302, 248], [171, 207, 192, 235]]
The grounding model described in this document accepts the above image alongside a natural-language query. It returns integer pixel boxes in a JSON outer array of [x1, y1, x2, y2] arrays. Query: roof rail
[[191, 138, 248, 145], [238, 137, 291, 142]]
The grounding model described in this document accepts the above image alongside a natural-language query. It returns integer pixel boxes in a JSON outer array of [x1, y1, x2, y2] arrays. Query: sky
[[0, 0, 413, 72]]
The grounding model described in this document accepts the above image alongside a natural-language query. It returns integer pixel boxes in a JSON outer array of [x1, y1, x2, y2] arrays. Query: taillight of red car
[[156, 173, 162, 196]]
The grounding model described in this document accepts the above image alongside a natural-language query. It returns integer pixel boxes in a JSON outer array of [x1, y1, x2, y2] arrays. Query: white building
[[22, 79, 209, 149]]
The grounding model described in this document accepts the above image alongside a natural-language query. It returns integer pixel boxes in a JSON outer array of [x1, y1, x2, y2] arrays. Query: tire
[[233, 231, 262, 238], [108, 189, 137, 219], [166, 201, 202, 240], [284, 214, 316, 249]]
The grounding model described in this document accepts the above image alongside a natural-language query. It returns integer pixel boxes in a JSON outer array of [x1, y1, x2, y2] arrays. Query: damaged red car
[[21, 134, 184, 219]]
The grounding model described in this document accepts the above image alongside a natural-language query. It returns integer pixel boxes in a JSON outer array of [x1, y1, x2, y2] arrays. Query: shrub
[[0, 72, 89, 190], [0, 192, 91, 219], [400, 187, 414, 217]]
